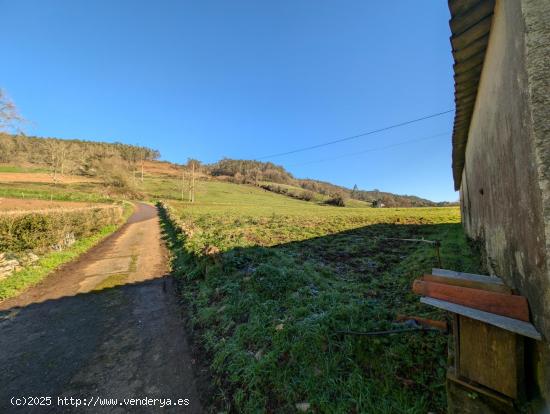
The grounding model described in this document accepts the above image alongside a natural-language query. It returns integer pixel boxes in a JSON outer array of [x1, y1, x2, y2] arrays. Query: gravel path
[[0, 203, 202, 413]]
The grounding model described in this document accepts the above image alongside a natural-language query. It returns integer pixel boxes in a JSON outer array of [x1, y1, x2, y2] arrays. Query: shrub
[[261, 184, 316, 202], [0, 205, 123, 253], [298, 190, 315, 201], [325, 195, 346, 207]]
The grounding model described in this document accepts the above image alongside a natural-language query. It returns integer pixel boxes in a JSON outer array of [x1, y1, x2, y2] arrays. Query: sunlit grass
[[0, 182, 114, 203], [157, 180, 479, 413]]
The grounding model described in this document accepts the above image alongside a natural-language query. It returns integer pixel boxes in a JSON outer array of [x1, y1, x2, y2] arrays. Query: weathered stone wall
[[459, 0, 550, 408]]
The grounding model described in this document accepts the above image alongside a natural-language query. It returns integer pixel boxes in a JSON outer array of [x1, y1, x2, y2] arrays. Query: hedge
[[0, 205, 124, 253]]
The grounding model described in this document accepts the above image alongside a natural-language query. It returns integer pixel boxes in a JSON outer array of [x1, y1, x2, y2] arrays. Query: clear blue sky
[[1, 1, 456, 201]]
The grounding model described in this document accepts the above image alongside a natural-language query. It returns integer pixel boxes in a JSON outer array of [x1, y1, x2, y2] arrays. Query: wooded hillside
[[206, 158, 448, 207], [0, 135, 453, 206], [0, 133, 159, 189]]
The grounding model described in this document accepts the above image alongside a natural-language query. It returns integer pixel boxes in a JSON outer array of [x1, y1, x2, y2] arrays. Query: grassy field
[[258, 181, 373, 208], [0, 170, 480, 412], [0, 182, 114, 203], [158, 180, 481, 413], [0, 198, 103, 211], [0, 165, 50, 173]]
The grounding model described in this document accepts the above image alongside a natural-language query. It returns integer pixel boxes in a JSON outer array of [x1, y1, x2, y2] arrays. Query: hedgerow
[[0, 205, 123, 252]]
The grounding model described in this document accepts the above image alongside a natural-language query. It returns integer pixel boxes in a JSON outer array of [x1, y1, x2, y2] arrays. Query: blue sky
[[1, 1, 456, 201]]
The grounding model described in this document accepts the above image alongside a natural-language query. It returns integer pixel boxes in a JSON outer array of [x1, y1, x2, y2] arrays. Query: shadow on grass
[[157, 203, 482, 414]]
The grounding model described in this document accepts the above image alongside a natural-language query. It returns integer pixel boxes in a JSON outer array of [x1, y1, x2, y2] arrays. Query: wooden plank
[[447, 369, 515, 407], [452, 314, 460, 372], [420, 297, 542, 340], [423, 274, 512, 294], [432, 268, 505, 285], [413, 280, 529, 321], [395, 314, 448, 331], [459, 316, 523, 398]]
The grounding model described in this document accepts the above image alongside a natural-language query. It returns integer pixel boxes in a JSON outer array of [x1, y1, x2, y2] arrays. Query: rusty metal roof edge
[[448, 0, 496, 190]]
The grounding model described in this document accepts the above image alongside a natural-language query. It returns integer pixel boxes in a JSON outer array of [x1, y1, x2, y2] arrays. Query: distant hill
[[206, 158, 453, 207], [0, 135, 455, 207]]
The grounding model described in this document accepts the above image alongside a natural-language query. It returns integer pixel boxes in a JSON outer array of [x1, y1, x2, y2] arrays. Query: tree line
[[0, 133, 160, 189], [205, 158, 453, 207]]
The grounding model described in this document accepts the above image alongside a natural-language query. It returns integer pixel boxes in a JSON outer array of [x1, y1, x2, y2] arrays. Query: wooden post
[[191, 163, 195, 203], [181, 168, 185, 201]]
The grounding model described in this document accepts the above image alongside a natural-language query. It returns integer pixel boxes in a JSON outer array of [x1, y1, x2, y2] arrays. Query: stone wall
[[459, 0, 550, 408]]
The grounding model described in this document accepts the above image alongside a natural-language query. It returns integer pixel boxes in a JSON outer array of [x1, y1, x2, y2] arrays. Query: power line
[[256, 109, 454, 160], [287, 132, 449, 167]]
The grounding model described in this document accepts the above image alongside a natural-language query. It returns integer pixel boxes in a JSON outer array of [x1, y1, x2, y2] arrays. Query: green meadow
[[0, 182, 113, 203], [158, 179, 481, 413], [0, 171, 481, 412]]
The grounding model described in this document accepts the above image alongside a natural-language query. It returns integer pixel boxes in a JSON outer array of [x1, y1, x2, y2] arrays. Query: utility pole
[[190, 163, 196, 203], [181, 167, 185, 201], [141, 153, 144, 183]]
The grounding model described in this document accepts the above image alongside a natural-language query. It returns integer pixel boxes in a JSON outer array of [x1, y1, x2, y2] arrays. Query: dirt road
[[0, 203, 202, 413]]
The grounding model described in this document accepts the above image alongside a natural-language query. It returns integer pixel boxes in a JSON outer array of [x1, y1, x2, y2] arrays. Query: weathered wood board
[[420, 297, 542, 340], [423, 273, 512, 294], [413, 280, 529, 321], [458, 316, 524, 399], [431, 268, 505, 285]]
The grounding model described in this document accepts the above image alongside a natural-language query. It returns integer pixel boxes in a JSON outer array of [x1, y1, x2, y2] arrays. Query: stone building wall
[[458, 0, 550, 408]]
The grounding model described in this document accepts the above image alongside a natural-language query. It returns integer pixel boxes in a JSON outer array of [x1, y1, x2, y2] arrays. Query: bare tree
[[0, 89, 23, 132], [45, 140, 62, 185], [141, 148, 145, 183], [58, 141, 69, 176], [180, 165, 186, 201], [187, 159, 201, 202]]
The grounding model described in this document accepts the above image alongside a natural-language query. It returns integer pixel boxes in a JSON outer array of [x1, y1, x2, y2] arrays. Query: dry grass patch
[[0, 197, 102, 212], [0, 172, 100, 184]]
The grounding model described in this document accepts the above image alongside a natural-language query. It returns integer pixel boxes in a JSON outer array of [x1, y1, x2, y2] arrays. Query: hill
[[206, 158, 451, 207], [0, 134, 454, 207]]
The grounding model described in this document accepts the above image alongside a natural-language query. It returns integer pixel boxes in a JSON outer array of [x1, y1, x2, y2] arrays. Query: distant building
[[371, 200, 385, 208], [447, 0, 549, 412]]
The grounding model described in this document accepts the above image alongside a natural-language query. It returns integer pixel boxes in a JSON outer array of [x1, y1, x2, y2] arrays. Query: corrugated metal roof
[[448, 0, 495, 190]]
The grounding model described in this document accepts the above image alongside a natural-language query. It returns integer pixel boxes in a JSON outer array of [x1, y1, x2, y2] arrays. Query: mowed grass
[[159, 180, 481, 413]]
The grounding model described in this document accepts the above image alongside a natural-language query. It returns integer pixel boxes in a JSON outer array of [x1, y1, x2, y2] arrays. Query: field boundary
[[0, 204, 117, 216], [0, 202, 134, 301]]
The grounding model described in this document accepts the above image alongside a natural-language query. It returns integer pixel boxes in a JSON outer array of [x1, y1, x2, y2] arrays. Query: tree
[[0, 89, 23, 132], [351, 184, 359, 198], [187, 159, 201, 202], [45, 140, 67, 185]]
